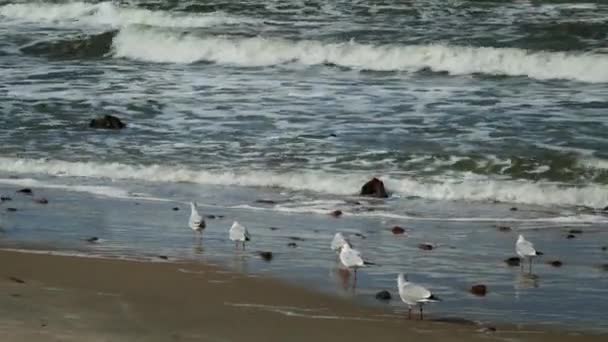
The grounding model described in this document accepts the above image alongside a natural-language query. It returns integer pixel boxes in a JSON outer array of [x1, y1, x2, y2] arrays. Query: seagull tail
[[535, 251, 544, 256], [245, 236, 251, 242], [363, 260, 378, 266], [428, 294, 441, 302]]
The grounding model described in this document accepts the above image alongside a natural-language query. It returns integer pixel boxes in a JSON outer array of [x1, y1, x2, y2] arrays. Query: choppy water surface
[[1, 0, 608, 333]]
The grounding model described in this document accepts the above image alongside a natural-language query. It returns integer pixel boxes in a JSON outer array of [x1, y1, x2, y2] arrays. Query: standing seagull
[[331, 232, 351, 253], [397, 273, 440, 320], [516, 234, 542, 273], [229, 221, 250, 249], [339, 244, 370, 287], [189, 202, 205, 236]]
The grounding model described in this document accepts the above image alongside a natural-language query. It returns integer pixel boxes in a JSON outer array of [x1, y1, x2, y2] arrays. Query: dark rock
[[172, 207, 179, 211], [418, 243, 434, 251], [480, 326, 497, 333], [287, 242, 297, 248], [353, 233, 367, 239], [16, 188, 32, 195], [85, 237, 99, 243], [329, 133, 337, 137], [158, 255, 168, 260], [431, 317, 477, 326], [391, 226, 406, 235], [89, 115, 126, 129], [6, 208, 17, 212], [360, 177, 388, 198], [205, 214, 216, 219], [602, 246, 607, 251], [259, 251, 273, 261], [604, 206, 608, 211], [505, 257, 521, 266], [600, 264, 608, 271], [470, 284, 487, 296], [497, 225, 511, 232], [568, 229, 583, 234], [34, 198, 48, 204], [217, 215, 225, 219], [375, 290, 391, 301], [330, 210, 343, 217], [1, 196, 12, 201], [566, 234, 576, 239], [8, 276, 25, 284], [510, 207, 518, 211], [547, 260, 563, 267], [269, 227, 280, 231], [9, 293, 21, 298], [255, 199, 277, 205], [288, 236, 305, 241]]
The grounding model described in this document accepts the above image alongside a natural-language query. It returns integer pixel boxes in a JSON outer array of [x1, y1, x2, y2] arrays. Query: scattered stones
[[0, 196, 11, 201], [172, 207, 179, 211], [287, 242, 298, 248], [568, 229, 583, 234], [418, 243, 434, 251], [89, 115, 126, 129], [353, 233, 367, 239], [6, 208, 17, 212], [510, 207, 518, 211], [85, 237, 99, 243], [470, 284, 487, 296], [504, 257, 521, 267], [360, 177, 388, 198], [158, 255, 169, 260], [391, 226, 406, 235], [34, 198, 48, 204], [205, 215, 216, 219], [288, 237, 305, 241], [330, 210, 343, 217], [8, 276, 25, 284], [269, 227, 280, 231], [375, 290, 391, 301], [255, 199, 277, 205], [16, 188, 32, 195], [496, 225, 512, 232], [566, 234, 576, 239], [259, 251, 273, 261], [547, 260, 563, 267]]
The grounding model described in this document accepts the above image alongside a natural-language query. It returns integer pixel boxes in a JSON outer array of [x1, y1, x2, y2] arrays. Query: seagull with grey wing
[[516, 234, 542, 273], [397, 273, 440, 320], [189, 202, 205, 236], [339, 244, 375, 288], [229, 221, 250, 249]]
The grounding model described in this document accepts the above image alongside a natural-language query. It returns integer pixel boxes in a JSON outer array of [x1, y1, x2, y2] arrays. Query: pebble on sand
[[259, 251, 273, 261], [172, 207, 179, 211], [496, 225, 512, 232], [504, 257, 521, 266], [330, 210, 343, 217], [375, 290, 391, 301], [287, 242, 298, 248], [86, 237, 99, 243], [418, 243, 434, 251], [6, 208, 17, 212], [0, 196, 12, 201], [548, 260, 563, 267], [470, 284, 487, 296], [568, 229, 583, 234], [158, 255, 169, 260], [34, 198, 48, 204], [16, 188, 33, 195], [510, 207, 518, 211], [391, 226, 406, 235], [566, 234, 576, 239]]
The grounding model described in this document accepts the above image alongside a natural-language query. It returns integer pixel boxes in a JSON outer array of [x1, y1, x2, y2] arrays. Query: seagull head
[[517, 234, 525, 242], [397, 273, 408, 283]]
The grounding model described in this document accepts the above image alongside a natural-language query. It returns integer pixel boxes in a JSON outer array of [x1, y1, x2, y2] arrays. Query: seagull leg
[[520, 258, 524, 272], [529, 258, 532, 274], [242, 241, 246, 250], [353, 269, 358, 289], [420, 306, 424, 320], [408, 308, 412, 320]]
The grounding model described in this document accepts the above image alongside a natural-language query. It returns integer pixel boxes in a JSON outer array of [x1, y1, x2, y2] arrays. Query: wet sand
[[0, 249, 603, 342]]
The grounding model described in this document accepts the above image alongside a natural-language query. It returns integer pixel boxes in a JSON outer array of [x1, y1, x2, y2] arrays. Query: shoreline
[[0, 249, 605, 341]]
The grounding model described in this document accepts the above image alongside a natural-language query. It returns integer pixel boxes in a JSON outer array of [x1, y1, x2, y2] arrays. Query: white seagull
[[339, 244, 374, 288], [397, 273, 440, 320], [516, 234, 542, 273], [189, 202, 205, 236], [229, 221, 250, 249], [331, 232, 351, 253]]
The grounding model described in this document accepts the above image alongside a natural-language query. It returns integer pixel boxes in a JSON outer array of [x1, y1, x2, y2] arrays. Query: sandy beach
[[0, 249, 604, 342]]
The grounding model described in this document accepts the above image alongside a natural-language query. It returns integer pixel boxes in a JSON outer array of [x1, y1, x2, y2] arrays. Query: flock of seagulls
[[189, 201, 541, 320]]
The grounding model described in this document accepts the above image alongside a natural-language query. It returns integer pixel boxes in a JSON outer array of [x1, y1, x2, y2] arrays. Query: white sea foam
[[111, 27, 608, 83], [0, 1, 257, 28], [1, 157, 607, 208]]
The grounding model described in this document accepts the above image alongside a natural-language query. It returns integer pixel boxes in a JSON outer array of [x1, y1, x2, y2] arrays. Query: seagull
[[331, 232, 351, 253], [339, 243, 375, 288], [397, 273, 440, 320], [189, 202, 205, 236], [229, 221, 250, 249], [516, 234, 542, 273]]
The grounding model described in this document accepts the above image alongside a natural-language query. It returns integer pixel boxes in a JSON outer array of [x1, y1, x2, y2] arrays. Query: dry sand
[[0, 249, 603, 342]]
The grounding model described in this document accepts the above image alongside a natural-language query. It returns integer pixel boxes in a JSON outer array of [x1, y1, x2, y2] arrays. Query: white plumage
[[330, 232, 351, 253], [189, 202, 205, 234], [229, 221, 250, 248], [516, 234, 541, 272], [397, 273, 439, 320], [339, 243, 364, 269]]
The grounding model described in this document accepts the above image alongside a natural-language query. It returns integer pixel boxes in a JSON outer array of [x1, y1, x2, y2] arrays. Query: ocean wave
[[112, 27, 608, 83], [0, 157, 607, 209], [0, 1, 257, 28]]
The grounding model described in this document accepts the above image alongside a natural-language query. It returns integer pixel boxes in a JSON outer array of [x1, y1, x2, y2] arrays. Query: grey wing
[[342, 248, 364, 267], [401, 284, 432, 302], [517, 240, 536, 256]]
